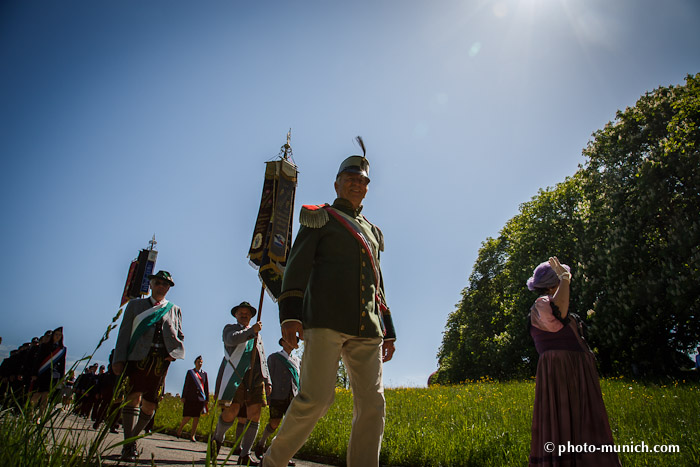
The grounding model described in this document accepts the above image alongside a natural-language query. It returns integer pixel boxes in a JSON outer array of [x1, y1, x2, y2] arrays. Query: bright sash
[[326, 208, 380, 278], [273, 352, 300, 391], [217, 338, 254, 401], [325, 206, 389, 323], [128, 301, 174, 354], [189, 369, 207, 400], [37, 346, 66, 375]]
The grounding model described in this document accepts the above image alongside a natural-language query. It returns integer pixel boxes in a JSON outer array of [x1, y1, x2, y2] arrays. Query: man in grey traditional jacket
[[113, 270, 184, 461], [255, 338, 300, 464], [213, 301, 271, 466]]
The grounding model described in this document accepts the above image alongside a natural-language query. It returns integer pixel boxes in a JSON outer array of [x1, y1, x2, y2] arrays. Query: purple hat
[[526, 261, 571, 291]]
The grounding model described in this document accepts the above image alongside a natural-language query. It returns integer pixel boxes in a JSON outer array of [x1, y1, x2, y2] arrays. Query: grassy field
[[153, 377, 700, 466]]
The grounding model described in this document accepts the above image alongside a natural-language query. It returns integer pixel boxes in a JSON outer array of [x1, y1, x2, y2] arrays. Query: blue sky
[[1, 0, 699, 393]]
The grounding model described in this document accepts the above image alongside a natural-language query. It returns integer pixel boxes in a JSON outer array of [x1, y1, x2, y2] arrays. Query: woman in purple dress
[[527, 257, 620, 466]]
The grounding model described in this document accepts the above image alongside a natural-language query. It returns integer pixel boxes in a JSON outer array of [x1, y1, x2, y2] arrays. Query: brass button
[[362, 311, 366, 317], [361, 285, 365, 291], [361, 248, 366, 254], [362, 261, 366, 267], [361, 274, 365, 280], [360, 325, 365, 331], [361, 298, 365, 304]]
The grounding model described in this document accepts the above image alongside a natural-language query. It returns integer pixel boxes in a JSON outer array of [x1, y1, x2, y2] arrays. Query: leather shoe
[[254, 443, 265, 459], [120, 443, 138, 462], [237, 454, 259, 466]]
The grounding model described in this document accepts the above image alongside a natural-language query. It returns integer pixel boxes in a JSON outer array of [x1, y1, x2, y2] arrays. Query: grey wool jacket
[[267, 350, 299, 401], [215, 322, 271, 398], [113, 297, 185, 363]]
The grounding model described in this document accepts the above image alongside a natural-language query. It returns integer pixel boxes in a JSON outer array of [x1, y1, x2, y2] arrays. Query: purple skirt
[[529, 349, 621, 466]]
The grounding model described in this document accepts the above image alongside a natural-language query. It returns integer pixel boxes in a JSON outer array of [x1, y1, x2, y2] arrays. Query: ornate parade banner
[[120, 236, 158, 306], [247, 134, 298, 300]]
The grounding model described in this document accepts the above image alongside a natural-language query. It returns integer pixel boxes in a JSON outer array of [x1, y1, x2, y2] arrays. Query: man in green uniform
[[262, 140, 396, 467]]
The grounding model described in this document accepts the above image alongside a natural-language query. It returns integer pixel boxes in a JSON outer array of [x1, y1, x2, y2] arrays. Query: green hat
[[231, 301, 257, 318], [336, 136, 370, 181], [337, 155, 370, 181], [148, 270, 174, 286]]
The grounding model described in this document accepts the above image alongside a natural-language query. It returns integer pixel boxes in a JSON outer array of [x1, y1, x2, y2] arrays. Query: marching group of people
[[110, 150, 396, 466], [2, 144, 628, 467], [0, 327, 66, 409]]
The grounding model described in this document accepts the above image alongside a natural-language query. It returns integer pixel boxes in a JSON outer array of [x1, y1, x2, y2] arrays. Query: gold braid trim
[[279, 290, 305, 301]]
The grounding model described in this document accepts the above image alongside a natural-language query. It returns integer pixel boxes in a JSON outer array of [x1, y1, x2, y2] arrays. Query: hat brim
[[148, 275, 174, 286], [231, 305, 257, 318], [338, 166, 370, 180]]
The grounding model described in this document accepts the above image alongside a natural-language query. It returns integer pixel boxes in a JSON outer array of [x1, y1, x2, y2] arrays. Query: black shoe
[[237, 454, 259, 466], [254, 443, 265, 459], [120, 443, 138, 462], [287, 461, 296, 466]]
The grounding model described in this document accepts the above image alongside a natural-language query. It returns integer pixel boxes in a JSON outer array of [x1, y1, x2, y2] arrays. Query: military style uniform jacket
[[113, 297, 185, 363], [279, 198, 396, 340]]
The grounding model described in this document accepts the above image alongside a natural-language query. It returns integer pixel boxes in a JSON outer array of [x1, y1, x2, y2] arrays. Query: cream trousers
[[263, 327, 385, 467]]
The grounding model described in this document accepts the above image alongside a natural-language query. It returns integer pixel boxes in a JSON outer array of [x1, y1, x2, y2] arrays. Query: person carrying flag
[[254, 338, 300, 464], [212, 301, 271, 466], [262, 139, 397, 467], [176, 355, 210, 441], [112, 270, 184, 462]]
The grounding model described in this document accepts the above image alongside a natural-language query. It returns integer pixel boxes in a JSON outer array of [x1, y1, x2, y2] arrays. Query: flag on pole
[[248, 156, 298, 299]]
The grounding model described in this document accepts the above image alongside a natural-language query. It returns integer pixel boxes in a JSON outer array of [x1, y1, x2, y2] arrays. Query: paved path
[[60, 414, 335, 467]]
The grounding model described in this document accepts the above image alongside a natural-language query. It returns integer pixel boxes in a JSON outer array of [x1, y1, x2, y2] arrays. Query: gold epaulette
[[300, 204, 330, 228]]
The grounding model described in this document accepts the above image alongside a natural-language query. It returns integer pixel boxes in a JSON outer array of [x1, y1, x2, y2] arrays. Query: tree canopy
[[436, 74, 700, 382]]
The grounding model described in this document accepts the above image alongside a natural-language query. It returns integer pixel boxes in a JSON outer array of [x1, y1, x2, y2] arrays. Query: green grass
[[3, 376, 698, 466], [153, 377, 700, 466]]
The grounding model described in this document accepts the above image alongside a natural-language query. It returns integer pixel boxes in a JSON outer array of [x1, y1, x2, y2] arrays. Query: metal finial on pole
[[281, 128, 292, 160], [149, 234, 157, 251]]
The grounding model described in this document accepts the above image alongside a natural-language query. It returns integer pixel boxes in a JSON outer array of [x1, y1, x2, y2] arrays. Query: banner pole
[[248, 284, 266, 391], [257, 284, 265, 322]]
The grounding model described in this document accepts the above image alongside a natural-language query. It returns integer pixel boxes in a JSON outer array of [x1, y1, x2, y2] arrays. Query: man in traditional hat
[[112, 270, 184, 462], [254, 338, 300, 465], [262, 138, 397, 467], [213, 301, 271, 466]]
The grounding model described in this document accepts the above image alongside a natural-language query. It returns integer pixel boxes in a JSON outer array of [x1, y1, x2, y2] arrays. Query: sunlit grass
[[153, 377, 700, 466]]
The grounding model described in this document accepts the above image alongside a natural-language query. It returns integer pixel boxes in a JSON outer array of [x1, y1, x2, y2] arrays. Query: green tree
[[437, 176, 585, 381], [579, 74, 700, 375], [437, 74, 700, 382]]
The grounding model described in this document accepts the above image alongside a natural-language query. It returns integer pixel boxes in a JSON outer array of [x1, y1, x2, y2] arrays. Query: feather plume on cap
[[355, 135, 366, 158], [336, 137, 371, 180]]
